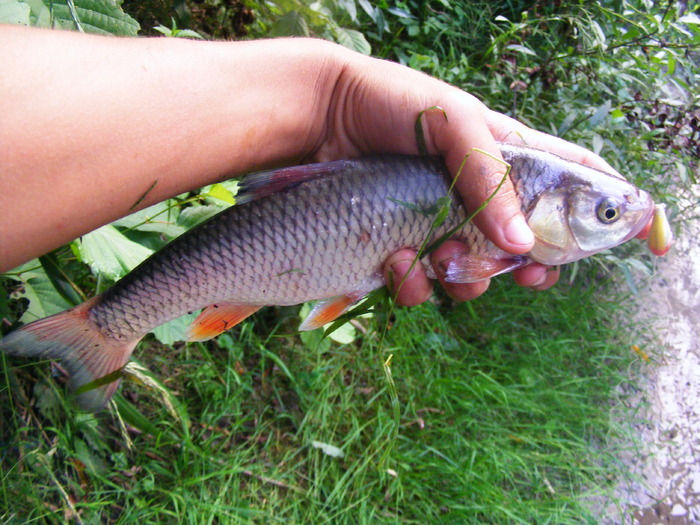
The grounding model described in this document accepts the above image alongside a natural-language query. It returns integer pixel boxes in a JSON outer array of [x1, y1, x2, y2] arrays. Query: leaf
[[204, 183, 237, 205], [678, 13, 700, 25], [34, 381, 62, 421], [557, 111, 577, 136], [610, 108, 624, 119], [386, 7, 414, 19], [327, 321, 356, 345], [589, 100, 611, 127], [38, 0, 140, 36], [113, 200, 186, 238], [76, 225, 154, 281], [589, 20, 607, 50], [357, 0, 374, 18], [74, 438, 108, 474], [0, 0, 31, 25], [336, 0, 356, 22], [39, 252, 83, 306], [269, 10, 308, 37], [10, 260, 74, 324], [151, 310, 200, 344], [592, 133, 605, 155], [178, 205, 223, 229], [505, 44, 538, 57], [333, 27, 371, 55]]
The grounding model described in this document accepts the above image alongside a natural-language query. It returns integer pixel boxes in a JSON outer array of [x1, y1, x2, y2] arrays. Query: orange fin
[[299, 293, 364, 331], [0, 297, 139, 412], [186, 303, 261, 342], [443, 254, 531, 283]]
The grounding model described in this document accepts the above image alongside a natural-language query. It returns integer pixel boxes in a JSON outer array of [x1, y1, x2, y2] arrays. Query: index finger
[[422, 94, 535, 255], [485, 110, 617, 173]]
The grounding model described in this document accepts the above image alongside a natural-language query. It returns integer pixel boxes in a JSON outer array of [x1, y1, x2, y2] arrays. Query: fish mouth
[[621, 193, 655, 243]]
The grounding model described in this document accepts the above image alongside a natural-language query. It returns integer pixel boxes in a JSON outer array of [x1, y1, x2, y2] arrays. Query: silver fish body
[[92, 155, 459, 341], [0, 143, 654, 410]]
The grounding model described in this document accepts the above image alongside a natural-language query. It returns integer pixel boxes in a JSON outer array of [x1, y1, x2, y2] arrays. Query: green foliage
[[0, 0, 139, 34], [252, 0, 371, 54], [1, 0, 698, 523], [153, 16, 203, 38], [1, 278, 648, 523]]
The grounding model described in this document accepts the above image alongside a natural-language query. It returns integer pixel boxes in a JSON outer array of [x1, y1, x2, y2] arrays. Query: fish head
[[525, 167, 654, 265]]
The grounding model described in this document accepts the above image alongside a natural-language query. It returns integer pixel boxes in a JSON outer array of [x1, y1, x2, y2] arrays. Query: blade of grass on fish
[[376, 148, 510, 349], [424, 149, 512, 256], [381, 150, 470, 299], [386, 196, 451, 218], [371, 151, 471, 349], [414, 106, 448, 156]]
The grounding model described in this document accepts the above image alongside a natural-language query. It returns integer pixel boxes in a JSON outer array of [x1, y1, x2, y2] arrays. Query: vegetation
[[1, 0, 698, 523]]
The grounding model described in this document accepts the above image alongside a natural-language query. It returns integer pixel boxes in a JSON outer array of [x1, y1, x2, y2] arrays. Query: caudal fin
[[0, 297, 139, 411]]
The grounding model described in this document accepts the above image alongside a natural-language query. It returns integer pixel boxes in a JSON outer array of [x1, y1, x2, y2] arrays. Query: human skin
[[0, 25, 617, 303]]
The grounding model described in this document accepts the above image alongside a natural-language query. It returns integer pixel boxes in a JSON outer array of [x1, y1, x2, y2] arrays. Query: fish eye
[[596, 198, 621, 224]]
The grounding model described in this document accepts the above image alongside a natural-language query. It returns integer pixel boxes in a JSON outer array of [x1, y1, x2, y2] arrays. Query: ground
[[611, 185, 700, 524]]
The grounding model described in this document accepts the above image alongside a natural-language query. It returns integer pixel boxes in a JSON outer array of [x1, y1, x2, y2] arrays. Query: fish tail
[[0, 297, 139, 411]]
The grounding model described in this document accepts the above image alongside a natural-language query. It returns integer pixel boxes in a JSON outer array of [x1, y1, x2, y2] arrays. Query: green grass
[[2, 1, 694, 522], [0, 271, 646, 523]]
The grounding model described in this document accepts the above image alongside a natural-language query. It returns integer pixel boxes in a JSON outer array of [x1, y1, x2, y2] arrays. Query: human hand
[[309, 48, 617, 304]]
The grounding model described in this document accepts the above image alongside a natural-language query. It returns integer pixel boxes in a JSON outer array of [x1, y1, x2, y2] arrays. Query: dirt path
[[611, 189, 700, 524]]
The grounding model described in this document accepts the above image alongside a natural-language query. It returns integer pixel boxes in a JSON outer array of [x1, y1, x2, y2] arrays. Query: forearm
[[0, 26, 340, 271]]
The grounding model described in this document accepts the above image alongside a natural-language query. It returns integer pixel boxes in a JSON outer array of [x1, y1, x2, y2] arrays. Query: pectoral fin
[[186, 303, 262, 342], [299, 292, 365, 331], [442, 254, 530, 283]]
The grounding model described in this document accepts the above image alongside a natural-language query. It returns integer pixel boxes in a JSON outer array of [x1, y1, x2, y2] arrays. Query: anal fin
[[443, 254, 531, 283], [299, 292, 365, 332], [186, 303, 261, 342]]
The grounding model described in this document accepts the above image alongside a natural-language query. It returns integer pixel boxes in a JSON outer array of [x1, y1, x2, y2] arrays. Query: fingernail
[[390, 260, 414, 280], [504, 215, 534, 247], [530, 274, 547, 287]]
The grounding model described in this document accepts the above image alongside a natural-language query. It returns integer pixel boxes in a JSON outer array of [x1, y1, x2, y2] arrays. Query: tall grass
[[2, 0, 696, 522], [1, 272, 646, 523]]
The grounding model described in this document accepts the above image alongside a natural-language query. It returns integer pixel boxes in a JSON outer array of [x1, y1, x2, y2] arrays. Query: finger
[[431, 240, 491, 301], [513, 264, 560, 291], [383, 249, 433, 306], [485, 110, 618, 174], [422, 95, 534, 256]]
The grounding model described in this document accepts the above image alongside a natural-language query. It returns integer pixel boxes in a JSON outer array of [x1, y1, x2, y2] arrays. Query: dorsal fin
[[235, 161, 350, 205]]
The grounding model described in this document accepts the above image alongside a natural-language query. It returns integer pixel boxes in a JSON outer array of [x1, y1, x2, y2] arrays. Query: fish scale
[[0, 144, 656, 411]]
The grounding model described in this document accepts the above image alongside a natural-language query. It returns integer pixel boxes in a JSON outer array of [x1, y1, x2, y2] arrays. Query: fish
[[0, 143, 655, 411]]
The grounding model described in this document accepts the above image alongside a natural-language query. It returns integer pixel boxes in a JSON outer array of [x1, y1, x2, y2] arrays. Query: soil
[[607, 187, 700, 524]]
